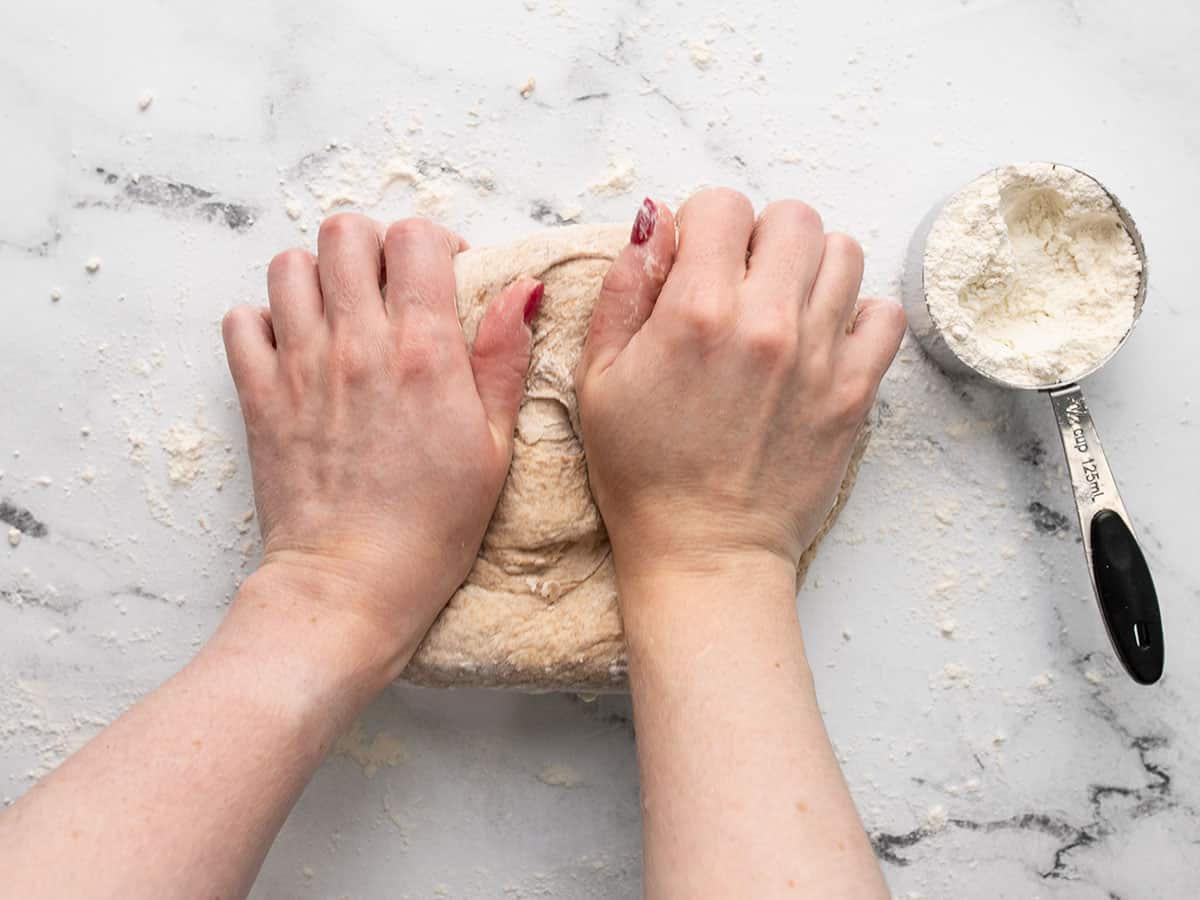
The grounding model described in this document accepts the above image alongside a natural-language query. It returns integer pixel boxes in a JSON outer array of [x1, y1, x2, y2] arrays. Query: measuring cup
[[902, 163, 1163, 685]]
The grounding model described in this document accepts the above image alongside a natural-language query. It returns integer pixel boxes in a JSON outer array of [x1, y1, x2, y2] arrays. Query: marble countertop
[[3, 1, 1198, 897]]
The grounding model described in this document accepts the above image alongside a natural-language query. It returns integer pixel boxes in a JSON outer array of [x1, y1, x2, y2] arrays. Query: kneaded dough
[[401, 224, 867, 692]]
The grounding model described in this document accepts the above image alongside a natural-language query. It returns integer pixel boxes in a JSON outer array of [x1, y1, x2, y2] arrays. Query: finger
[[672, 187, 754, 286], [808, 233, 864, 333], [382, 218, 468, 329], [580, 198, 677, 377], [844, 297, 906, 383], [471, 277, 542, 444], [222, 304, 277, 394], [266, 248, 322, 350], [316, 213, 386, 333], [745, 200, 825, 309]]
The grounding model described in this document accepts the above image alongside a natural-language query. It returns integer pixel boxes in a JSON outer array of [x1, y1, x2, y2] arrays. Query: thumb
[[580, 197, 677, 377], [471, 276, 542, 444]]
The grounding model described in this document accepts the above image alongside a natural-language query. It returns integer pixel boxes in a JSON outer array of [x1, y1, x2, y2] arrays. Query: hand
[[222, 214, 543, 672], [577, 190, 905, 584]]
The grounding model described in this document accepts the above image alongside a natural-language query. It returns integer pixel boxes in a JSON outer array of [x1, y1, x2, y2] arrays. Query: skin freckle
[[796, 801, 808, 813]]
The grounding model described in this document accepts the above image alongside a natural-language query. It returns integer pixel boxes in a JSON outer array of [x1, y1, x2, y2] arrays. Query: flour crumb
[[1084, 669, 1104, 685], [927, 804, 948, 830], [519, 76, 536, 98], [34, 475, 53, 487], [84, 257, 102, 273], [334, 721, 406, 778], [537, 764, 583, 787], [49, 288, 62, 302], [162, 422, 214, 486], [137, 92, 154, 111], [688, 39, 716, 70], [938, 618, 957, 638], [7, 528, 21, 548], [128, 431, 148, 466], [588, 157, 637, 197], [301, 866, 314, 880], [1029, 671, 1054, 692], [80, 465, 96, 484], [934, 501, 959, 526], [284, 199, 302, 221], [942, 662, 971, 686]]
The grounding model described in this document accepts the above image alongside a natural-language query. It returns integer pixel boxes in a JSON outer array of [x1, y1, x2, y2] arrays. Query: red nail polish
[[631, 197, 657, 245], [523, 282, 545, 325]]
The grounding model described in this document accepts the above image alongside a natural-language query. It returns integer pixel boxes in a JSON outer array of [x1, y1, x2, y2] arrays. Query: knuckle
[[221, 305, 249, 338], [269, 247, 314, 278], [385, 217, 439, 249], [742, 319, 797, 364], [825, 231, 863, 267], [764, 199, 824, 235], [320, 212, 372, 242], [678, 299, 731, 342], [707, 186, 754, 218], [395, 338, 437, 379], [331, 335, 377, 382]]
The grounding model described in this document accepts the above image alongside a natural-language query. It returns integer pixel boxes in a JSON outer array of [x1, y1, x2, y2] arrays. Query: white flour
[[924, 163, 1141, 387]]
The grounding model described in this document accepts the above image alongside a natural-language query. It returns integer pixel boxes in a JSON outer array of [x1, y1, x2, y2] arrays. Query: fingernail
[[523, 282, 545, 326], [631, 197, 657, 245]]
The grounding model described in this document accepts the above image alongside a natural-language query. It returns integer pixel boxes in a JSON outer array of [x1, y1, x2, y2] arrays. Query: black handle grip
[[1090, 509, 1163, 685]]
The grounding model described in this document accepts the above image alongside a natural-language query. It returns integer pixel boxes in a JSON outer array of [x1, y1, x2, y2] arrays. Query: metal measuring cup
[[902, 163, 1163, 685]]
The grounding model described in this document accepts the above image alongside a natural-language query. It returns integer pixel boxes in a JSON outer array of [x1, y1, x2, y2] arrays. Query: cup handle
[[1048, 384, 1163, 685]]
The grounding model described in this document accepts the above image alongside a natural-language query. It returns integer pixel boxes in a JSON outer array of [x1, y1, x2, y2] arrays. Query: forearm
[[620, 554, 887, 900], [0, 566, 394, 900]]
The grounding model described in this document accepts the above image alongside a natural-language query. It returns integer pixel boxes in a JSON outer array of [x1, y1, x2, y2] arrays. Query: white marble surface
[[2, 1, 1198, 897]]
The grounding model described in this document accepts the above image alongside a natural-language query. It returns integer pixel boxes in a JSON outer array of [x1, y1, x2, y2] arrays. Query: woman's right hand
[[576, 189, 905, 586]]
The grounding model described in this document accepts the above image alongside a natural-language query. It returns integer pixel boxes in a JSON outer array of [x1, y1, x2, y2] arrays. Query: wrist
[[614, 544, 797, 602], [615, 546, 801, 640], [218, 562, 417, 704]]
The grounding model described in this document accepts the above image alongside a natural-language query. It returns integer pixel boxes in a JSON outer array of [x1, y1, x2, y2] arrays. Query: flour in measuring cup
[[923, 163, 1141, 387]]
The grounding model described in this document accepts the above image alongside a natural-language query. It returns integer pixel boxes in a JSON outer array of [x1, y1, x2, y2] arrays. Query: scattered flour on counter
[[588, 157, 637, 196], [941, 662, 972, 687], [49, 288, 61, 302], [537, 764, 583, 787], [7, 528, 20, 548], [84, 257, 102, 273], [1029, 671, 1054, 692], [518, 75, 536, 98], [687, 39, 716, 70], [137, 92, 154, 111], [162, 422, 216, 486], [334, 721, 406, 778], [926, 804, 948, 830], [924, 163, 1141, 387]]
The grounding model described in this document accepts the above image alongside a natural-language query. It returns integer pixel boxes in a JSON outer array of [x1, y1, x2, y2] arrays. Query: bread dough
[[401, 224, 867, 692]]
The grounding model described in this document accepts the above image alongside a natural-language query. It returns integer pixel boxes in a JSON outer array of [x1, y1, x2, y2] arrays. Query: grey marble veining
[[2, 1, 1198, 897]]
